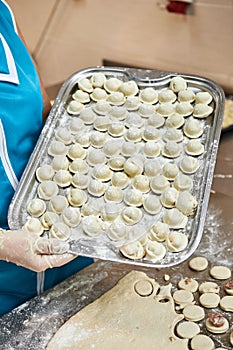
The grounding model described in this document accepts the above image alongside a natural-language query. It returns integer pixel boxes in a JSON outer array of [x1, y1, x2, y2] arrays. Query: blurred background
[[7, 0, 233, 100]]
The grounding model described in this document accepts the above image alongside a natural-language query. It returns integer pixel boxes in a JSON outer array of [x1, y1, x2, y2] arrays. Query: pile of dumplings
[[25, 72, 214, 264]]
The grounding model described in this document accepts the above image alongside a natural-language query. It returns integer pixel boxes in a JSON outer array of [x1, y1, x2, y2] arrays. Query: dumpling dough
[[178, 278, 199, 293], [195, 91, 213, 104], [124, 157, 143, 177], [176, 321, 200, 339], [93, 100, 111, 115], [198, 281, 220, 294], [183, 119, 204, 139], [79, 108, 98, 124], [90, 131, 106, 148], [188, 256, 208, 271], [108, 122, 125, 137], [124, 189, 143, 207], [120, 241, 145, 260], [72, 89, 90, 104], [41, 211, 59, 230], [71, 173, 89, 189], [88, 179, 106, 197], [209, 265, 231, 280], [120, 80, 138, 96], [104, 186, 123, 203], [90, 88, 108, 102], [156, 103, 175, 117], [37, 180, 59, 200], [132, 174, 150, 193], [78, 77, 93, 93], [104, 77, 122, 93], [199, 292, 220, 308], [107, 91, 125, 106], [161, 188, 179, 208], [162, 163, 179, 181], [149, 222, 170, 242], [185, 139, 204, 156], [124, 127, 142, 142], [121, 141, 138, 157], [183, 305, 205, 322], [67, 100, 84, 115], [124, 96, 141, 111], [23, 217, 44, 236], [173, 290, 194, 309], [92, 164, 113, 182], [173, 173, 193, 192], [193, 104, 213, 118], [36, 164, 55, 182], [48, 141, 67, 157], [178, 89, 195, 103], [190, 334, 214, 350], [150, 175, 170, 194], [219, 295, 233, 312], [162, 141, 181, 158], [52, 155, 69, 171], [139, 87, 158, 104], [175, 191, 197, 216], [82, 215, 105, 237], [179, 156, 199, 174], [158, 90, 176, 103], [69, 159, 89, 174], [147, 113, 165, 128], [144, 159, 161, 177], [111, 172, 129, 189], [165, 114, 185, 129], [143, 141, 161, 158], [67, 143, 86, 160], [90, 72, 106, 88], [53, 170, 72, 187]]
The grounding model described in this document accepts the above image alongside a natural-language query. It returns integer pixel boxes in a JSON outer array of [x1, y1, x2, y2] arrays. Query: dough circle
[[188, 256, 208, 271], [219, 295, 233, 312], [176, 321, 200, 339], [178, 278, 199, 293], [209, 265, 231, 280], [199, 292, 220, 308], [183, 305, 205, 322], [190, 334, 214, 350], [134, 279, 154, 297]]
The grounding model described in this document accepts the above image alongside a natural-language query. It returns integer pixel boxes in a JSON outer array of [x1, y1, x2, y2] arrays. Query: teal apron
[[0, 0, 92, 316]]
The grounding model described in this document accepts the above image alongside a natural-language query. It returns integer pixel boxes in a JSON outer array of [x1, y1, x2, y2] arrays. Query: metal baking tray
[[8, 66, 225, 268]]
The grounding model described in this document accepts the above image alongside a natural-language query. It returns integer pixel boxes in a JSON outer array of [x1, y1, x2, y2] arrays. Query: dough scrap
[[46, 271, 188, 350]]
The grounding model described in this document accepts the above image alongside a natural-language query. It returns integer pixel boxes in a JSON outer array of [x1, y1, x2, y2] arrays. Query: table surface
[[0, 132, 232, 350]]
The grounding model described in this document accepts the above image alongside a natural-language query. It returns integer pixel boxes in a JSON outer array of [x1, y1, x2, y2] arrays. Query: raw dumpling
[[124, 113, 143, 128], [67, 100, 84, 115], [178, 89, 196, 103], [143, 141, 161, 158], [69, 118, 85, 134], [107, 219, 127, 241], [120, 241, 145, 260], [163, 208, 188, 228], [27, 198, 46, 217], [40, 211, 59, 230], [145, 241, 166, 261], [78, 77, 93, 93], [69, 159, 89, 174], [166, 231, 188, 252], [131, 174, 150, 193], [162, 141, 182, 158], [67, 143, 86, 160], [179, 156, 200, 174], [101, 202, 120, 222], [49, 195, 69, 214], [90, 88, 108, 102], [36, 164, 55, 182], [156, 103, 175, 117], [82, 215, 105, 237], [104, 77, 122, 93], [79, 108, 97, 124], [124, 96, 141, 111], [108, 122, 125, 137], [185, 139, 204, 156], [108, 155, 125, 171], [61, 207, 81, 227], [169, 76, 187, 92], [87, 149, 106, 166], [158, 90, 176, 103], [142, 126, 160, 142], [93, 100, 111, 115], [92, 164, 113, 181], [165, 114, 185, 129], [90, 72, 106, 88], [107, 91, 125, 106], [124, 157, 143, 177], [108, 106, 128, 120], [74, 133, 90, 148], [143, 194, 162, 214], [121, 141, 138, 157], [89, 131, 106, 148], [139, 87, 158, 104], [160, 187, 179, 208], [71, 173, 90, 189], [193, 103, 213, 118], [138, 103, 155, 118], [53, 170, 72, 187], [147, 113, 165, 128], [176, 191, 198, 216], [195, 91, 213, 104], [173, 173, 193, 191], [55, 127, 73, 145], [163, 128, 183, 143], [37, 180, 59, 200], [72, 89, 90, 104], [51, 155, 69, 171], [48, 141, 67, 157], [93, 116, 110, 132], [162, 162, 179, 181], [124, 127, 142, 142], [150, 175, 170, 194], [67, 188, 88, 206], [183, 119, 204, 138], [104, 186, 123, 203], [111, 172, 129, 189], [23, 217, 44, 236], [176, 102, 193, 117], [103, 140, 120, 157], [49, 222, 70, 241], [124, 189, 143, 207], [144, 159, 161, 177], [87, 179, 106, 197], [121, 207, 143, 225], [149, 222, 170, 242], [120, 80, 138, 96]]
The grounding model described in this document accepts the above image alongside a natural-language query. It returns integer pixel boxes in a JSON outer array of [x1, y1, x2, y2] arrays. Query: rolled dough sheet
[[47, 271, 188, 350]]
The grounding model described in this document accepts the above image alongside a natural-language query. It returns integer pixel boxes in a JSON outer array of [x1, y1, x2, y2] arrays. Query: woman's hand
[[0, 229, 75, 272]]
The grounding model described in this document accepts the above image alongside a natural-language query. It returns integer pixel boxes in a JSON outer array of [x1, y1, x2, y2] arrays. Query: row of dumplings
[[67, 74, 213, 121]]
